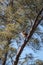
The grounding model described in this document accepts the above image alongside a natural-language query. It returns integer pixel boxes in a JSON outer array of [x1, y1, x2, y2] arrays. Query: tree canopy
[[0, 0, 43, 65]]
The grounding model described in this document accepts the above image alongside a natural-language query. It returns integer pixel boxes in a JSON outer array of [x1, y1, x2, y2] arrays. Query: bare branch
[[9, 0, 13, 7], [2, 39, 11, 65], [2, 52, 8, 65], [14, 8, 43, 65]]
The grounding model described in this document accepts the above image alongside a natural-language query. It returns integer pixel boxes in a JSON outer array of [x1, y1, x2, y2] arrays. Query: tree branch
[[14, 8, 43, 65], [2, 39, 11, 65], [2, 52, 8, 65]]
